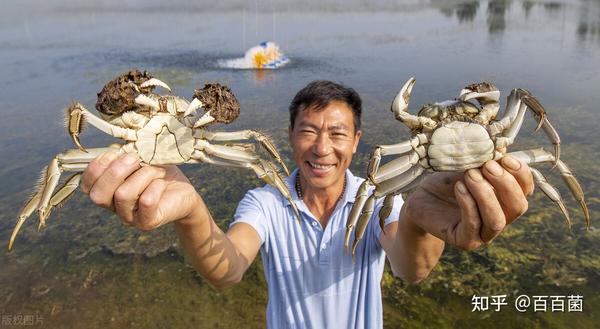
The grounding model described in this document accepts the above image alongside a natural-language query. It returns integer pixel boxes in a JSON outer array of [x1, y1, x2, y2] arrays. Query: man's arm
[[381, 156, 534, 284], [81, 150, 261, 289], [175, 206, 262, 288]]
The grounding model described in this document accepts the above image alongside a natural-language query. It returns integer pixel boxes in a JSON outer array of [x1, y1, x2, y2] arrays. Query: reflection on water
[[522, 0, 535, 17], [1, 0, 600, 328], [487, 0, 511, 34], [577, 0, 600, 43], [439, 1, 480, 22], [438, 0, 600, 46]]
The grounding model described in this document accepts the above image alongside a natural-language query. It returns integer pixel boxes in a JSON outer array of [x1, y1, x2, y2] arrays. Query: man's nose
[[312, 133, 333, 156]]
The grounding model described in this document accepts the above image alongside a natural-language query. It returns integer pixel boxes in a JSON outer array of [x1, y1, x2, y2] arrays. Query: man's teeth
[[309, 162, 333, 169]]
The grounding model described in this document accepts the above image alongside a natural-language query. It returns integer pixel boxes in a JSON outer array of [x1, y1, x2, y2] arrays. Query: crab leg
[[377, 172, 427, 228], [492, 89, 561, 164], [8, 185, 43, 251], [529, 168, 571, 228], [378, 172, 428, 225], [391, 77, 437, 131], [512, 90, 561, 162], [349, 164, 426, 258], [250, 160, 301, 222], [195, 130, 290, 176], [189, 151, 300, 222], [370, 151, 421, 184], [345, 133, 428, 257], [37, 148, 114, 226], [367, 134, 428, 177], [8, 147, 117, 251], [345, 179, 372, 254], [345, 139, 422, 254], [194, 140, 259, 163], [7, 174, 82, 252], [68, 103, 137, 152], [345, 159, 425, 258], [509, 148, 590, 228]]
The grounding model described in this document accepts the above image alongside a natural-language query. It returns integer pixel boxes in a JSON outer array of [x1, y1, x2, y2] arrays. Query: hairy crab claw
[[139, 78, 172, 92]]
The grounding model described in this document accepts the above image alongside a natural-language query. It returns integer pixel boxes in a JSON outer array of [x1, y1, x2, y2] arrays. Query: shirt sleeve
[[371, 194, 404, 248], [229, 188, 269, 245]]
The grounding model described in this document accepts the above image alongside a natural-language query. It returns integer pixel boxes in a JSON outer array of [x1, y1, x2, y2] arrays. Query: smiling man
[[81, 80, 533, 328]]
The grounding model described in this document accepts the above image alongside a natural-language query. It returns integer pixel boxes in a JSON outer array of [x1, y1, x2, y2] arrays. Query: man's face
[[289, 100, 361, 190]]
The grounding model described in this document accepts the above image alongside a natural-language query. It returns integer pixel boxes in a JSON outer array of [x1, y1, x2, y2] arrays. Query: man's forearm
[[391, 204, 445, 284], [174, 197, 246, 289]]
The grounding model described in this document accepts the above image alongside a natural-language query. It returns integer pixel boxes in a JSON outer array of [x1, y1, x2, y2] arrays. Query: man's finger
[[452, 180, 483, 250], [81, 150, 119, 194], [88, 153, 140, 209], [114, 166, 168, 225], [134, 179, 168, 231], [482, 160, 528, 224], [501, 156, 534, 197], [464, 168, 506, 243]]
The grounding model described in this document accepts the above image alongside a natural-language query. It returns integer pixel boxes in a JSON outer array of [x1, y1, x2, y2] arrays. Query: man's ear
[[352, 129, 362, 154]]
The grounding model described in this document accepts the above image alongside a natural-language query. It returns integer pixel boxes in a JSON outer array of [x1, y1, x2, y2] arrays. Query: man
[[81, 80, 533, 328]]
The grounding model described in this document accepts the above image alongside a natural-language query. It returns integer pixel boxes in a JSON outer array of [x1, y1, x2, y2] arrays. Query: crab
[[8, 69, 300, 251], [345, 77, 590, 257]]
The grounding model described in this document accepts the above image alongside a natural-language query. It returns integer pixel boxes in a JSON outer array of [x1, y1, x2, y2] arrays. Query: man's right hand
[[80, 150, 203, 231]]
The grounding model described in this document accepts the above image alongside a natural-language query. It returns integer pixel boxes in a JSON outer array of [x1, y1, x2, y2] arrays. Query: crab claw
[[391, 77, 416, 119], [184, 98, 204, 117], [193, 110, 216, 128], [140, 78, 172, 92], [458, 82, 500, 104], [135, 94, 160, 111]]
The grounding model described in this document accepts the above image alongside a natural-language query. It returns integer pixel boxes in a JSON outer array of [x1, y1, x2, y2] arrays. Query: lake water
[[1, 0, 600, 328]]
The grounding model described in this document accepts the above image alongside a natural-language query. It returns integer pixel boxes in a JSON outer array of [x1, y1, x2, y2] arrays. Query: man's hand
[[80, 150, 203, 230], [80, 150, 260, 288], [403, 155, 534, 250]]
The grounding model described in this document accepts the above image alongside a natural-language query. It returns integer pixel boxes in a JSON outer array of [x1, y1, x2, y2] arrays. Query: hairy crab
[[345, 77, 590, 257], [9, 69, 299, 251]]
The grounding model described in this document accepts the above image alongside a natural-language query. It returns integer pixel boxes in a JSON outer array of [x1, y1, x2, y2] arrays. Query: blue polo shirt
[[230, 169, 402, 329]]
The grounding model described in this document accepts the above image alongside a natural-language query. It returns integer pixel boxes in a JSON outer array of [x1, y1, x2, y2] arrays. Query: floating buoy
[[219, 41, 290, 69]]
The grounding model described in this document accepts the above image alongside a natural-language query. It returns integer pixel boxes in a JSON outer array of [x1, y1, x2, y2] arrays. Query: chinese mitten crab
[[345, 77, 590, 257], [8, 69, 299, 251]]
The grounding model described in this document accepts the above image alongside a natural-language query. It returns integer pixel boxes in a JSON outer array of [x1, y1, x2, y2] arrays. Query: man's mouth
[[306, 161, 337, 177], [308, 161, 335, 170]]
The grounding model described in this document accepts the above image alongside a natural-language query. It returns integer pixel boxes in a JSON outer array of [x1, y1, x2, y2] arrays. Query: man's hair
[[289, 80, 362, 132]]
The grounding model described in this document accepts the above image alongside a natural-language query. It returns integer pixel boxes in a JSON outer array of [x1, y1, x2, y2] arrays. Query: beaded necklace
[[294, 173, 347, 203]]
